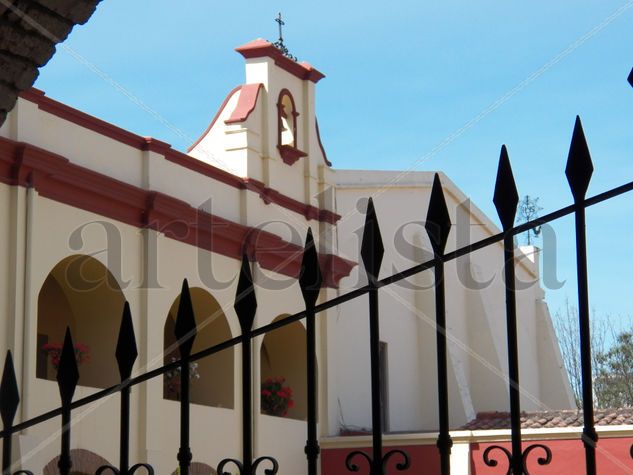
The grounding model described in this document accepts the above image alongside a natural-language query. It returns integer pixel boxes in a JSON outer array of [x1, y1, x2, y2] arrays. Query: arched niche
[[163, 287, 234, 408], [276, 89, 306, 165], [260, 315, 314, 421], [43, 448, 112, 475], [278, 89, 298, 148], [36, 255, 125, 389]]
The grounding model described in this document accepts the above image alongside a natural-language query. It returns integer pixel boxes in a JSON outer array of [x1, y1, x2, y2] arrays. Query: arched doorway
[[36, 255, 125, 389], [260, 315, 313, 421], [163, 287, 234, 408]]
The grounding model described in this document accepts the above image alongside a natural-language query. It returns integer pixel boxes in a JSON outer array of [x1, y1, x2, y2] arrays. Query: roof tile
[[461, 408, 633, 430]]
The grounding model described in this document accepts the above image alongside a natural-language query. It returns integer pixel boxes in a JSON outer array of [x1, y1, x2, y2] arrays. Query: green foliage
[[552, 301, 632, 409], [594, 332, 633, 408]]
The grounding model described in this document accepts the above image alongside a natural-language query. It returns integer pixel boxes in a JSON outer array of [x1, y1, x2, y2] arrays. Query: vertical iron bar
[[56, 330, 78, 475], [565, 116, 596, 475], [434, 259, 452, 475], [242, 332, 253, 475], [230, 256, 260, 475], [492, 148, 522, 474], [305, 303, 319, 475], [178, 357, 192, 475], [2, 433, 10, 475], [575, 205, 597, 475], [300, 228, 322, 475], [2, 352, 42, 474], [360, 198, 385, 475], [426, 173, 453, 475], [120, 385, 131, 474], [503, 234, 523, 475], [368, 284, 382, 475], [114, 302, 138, 475], [175, 281, 196, 475], [58, 409, 72, 475]]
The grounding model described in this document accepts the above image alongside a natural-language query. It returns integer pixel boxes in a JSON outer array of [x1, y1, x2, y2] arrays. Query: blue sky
[[33, 1, 633, 325]]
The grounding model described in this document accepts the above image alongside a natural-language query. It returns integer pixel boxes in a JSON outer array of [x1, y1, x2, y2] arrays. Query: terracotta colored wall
[[471, 438, 633, 474], [323, 437, 633, 474], [321, 445, 440, 475]]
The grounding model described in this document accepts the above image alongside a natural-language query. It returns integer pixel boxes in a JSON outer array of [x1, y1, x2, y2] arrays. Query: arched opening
[[260, 315, 313, 421], [36, 255, 125, 389], [276, 89, 306, 165], [163, 287, 234, 408], [278, 89, 297, 148], [43, 448, 112, 475]]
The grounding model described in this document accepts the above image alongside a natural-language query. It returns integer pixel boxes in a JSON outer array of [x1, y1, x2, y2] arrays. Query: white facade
[[0, 39, 573, 474], [332, 171, 573, 434]]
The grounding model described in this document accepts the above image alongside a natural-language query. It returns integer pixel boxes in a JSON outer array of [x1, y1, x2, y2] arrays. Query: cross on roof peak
[[273, 12, 297, 62], [275, 12, 285, 43]]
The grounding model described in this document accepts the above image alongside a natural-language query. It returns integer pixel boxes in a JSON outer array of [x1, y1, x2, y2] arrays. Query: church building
[[0, 38, 575, 474]]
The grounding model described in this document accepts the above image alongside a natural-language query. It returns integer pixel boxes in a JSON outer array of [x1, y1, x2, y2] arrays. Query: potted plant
[[261, 376, 294, 417], [164, 357, 200, 400], [41, 341, 90, 370]]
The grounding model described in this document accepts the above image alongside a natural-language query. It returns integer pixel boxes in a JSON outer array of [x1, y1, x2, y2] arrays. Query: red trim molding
[[162, 152, 341, 224], [0, 136, 355, 287], [19, 88, 154, 151], [277, 145, 307, 165], [18, 88, 340, 224], [235, 39, 325, 84], [315, 118, 333, 167], [187, 85, 242, 152], [225, 83, 263, 124], [163, 149, 244, 190]]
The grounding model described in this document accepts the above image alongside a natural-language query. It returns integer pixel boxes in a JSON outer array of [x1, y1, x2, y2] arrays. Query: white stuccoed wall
[[331, 169, 575, 435]]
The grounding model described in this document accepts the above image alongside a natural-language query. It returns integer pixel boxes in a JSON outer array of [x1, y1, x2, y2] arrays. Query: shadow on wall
[[260, 314, 316, 421], [36, 255, 125, 389], [163, 287, 234, 409]]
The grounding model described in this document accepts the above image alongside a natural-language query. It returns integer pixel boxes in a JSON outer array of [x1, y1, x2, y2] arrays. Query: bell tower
[[188, 37, 331, 210]]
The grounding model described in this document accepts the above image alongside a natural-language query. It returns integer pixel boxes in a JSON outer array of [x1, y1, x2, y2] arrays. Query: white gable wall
[[332, 169, 575, 434]]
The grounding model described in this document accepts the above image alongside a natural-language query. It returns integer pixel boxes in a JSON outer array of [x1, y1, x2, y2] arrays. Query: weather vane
[[273, 12, 297, 61]]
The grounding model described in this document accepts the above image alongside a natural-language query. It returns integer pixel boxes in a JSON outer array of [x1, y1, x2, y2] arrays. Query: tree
[[516, 195, 543, 245], [552, 300, 611, 408], [594, 332, 633, 408]]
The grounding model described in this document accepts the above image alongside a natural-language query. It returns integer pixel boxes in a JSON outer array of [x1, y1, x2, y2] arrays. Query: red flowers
[[261, 376, 294, 417], [41, 341, 91, 370]]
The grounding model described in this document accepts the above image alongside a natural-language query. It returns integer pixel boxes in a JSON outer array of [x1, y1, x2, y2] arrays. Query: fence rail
[[1, 69, 632, 475]]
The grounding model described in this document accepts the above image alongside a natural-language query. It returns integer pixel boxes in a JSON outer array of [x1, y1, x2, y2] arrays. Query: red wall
[[470, 438, 633, 474], [322, 437, 633, 474], [321, 445, 440, 474]]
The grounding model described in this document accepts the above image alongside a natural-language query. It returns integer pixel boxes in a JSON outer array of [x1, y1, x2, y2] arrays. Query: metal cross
[[273, 12, 296, 61], [275, 12, 285, 44]]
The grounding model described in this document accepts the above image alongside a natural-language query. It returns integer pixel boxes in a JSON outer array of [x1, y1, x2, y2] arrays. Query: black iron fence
[[1, 70, 633, 475]]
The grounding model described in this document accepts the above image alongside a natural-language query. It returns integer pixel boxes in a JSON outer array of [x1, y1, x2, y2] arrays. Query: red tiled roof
[[461, 409, 633, 430]]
